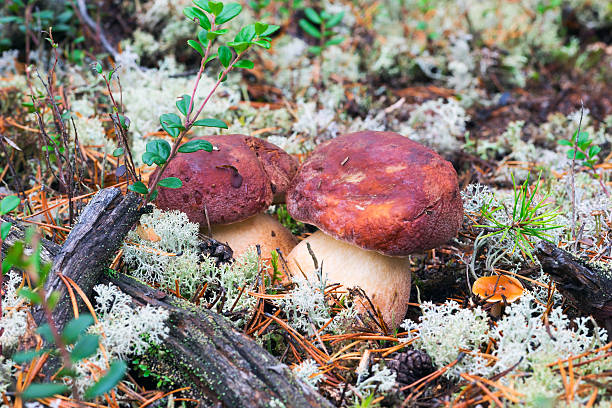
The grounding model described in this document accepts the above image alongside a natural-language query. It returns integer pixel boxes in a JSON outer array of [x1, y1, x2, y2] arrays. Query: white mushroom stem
[[211, 213, 297, 260], [286, 231, 412, 330]]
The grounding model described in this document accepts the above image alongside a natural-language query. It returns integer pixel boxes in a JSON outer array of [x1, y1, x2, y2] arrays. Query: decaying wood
[[536, 241, 612, 332], [33, 187, 144, 330], [2, 188, 332, 407], [108, 273, 333, 408]]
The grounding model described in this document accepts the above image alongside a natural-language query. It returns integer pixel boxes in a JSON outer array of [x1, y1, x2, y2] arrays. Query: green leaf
[[95, 62, 102, 74], [253, 39, 271, 49], [70, 334, 100, 362], [588, 145, 601, 157], [260, 24, 280, 36], [557, 139, 573, 146], [184, 6, 211, 30], [18, 288, 42, 305], [299, 19, 321, 39], [1, 221, 11, 240], [234, 59, 254, 69], [178, 139, 213, 153], [197, 29, 209, 47], [192, 118, 228, 128], [118, 114, 130, 129], [176, 94, 192, 116], [209, 1, 223, 16], [160, 113, 184, 137], [567, 150, 586, 160], [255, 22, 268, 35], [206, 28, 228, 40], [47, 290, 60, 310], [12, 349, 47, 363], [193, 0, 212, 13], [188, 39, 205, 57], [84, 360, 127, 399], [326, 11, 344, 28], [62, 314, 95, 345], [36, 324, 54, 343], [218, 46, 232, 67], [128, 181, 148, 195], [304, 8, 321, 24], [325, 36, 344, 47], [234, 24, 256, 43], [158, 177, 183, 189], [576, 130, 589, 144], [142, 140, 172, 166], [0, 195, 20, 214], [308, 45, 322, 55], [149, 189, 159, 202], [21, 383, 69, 400], [216, 3, 242, 24], [228, 41, 250, 53], [112, 148, 124, 157]]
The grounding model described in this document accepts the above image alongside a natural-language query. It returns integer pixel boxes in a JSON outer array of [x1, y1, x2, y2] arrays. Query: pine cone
[[387, 349, 434, 387]]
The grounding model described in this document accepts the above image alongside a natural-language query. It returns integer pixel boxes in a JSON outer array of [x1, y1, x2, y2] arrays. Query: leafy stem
[[145, 49, 245, 204]]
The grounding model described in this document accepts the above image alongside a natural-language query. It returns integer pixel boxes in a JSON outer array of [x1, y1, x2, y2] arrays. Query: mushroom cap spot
[[243, 136, 299, 203], [287, 131, 464, 256], [155, 134, 273, 225], [472, 275, 524, 303]]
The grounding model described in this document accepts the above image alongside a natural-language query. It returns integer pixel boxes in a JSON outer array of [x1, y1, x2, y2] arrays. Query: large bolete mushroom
[[285, 131, 463, 329], [155, 134, 298, 258]]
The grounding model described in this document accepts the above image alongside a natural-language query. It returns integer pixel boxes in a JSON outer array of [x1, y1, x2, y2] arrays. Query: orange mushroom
[[472, 275, 524, 316]]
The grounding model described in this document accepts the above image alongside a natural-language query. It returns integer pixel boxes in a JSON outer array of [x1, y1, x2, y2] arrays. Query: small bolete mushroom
[[472, 274, 524, 316], [285, 131, 464, 329], [155, 134, 298, 258]]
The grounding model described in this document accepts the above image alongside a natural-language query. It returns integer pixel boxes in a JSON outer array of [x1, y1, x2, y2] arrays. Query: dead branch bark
[[536, 241, 612, 333], [107, 273, 333, 408], [33, 187, 144, 330]]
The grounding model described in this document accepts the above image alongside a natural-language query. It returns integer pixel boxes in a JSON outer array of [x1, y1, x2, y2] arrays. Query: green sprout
[[299, 7, 344, 56], [475, 172, 562, 260], [558, 130, 601, 170]]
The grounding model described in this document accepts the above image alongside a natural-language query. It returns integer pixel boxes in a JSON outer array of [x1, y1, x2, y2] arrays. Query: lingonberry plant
[[125, 0, 279, 203], [5, 231, 126, 401]]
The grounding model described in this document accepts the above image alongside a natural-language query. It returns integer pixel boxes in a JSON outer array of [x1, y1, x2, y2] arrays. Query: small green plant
[[298, 7, 344, 56], [275, 204, 304, 235], [249, 0, 271, 15], [0, 0, 80, 53], [110, 1, 279, 203], [3, 231, 126, 401], [558, 130, 602, 170], [475, 173, 562, 260]]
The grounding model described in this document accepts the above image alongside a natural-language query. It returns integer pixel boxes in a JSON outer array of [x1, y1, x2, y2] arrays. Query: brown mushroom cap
[[156, 134, 296, 226], [244, 136, 299, 203], [287, 131, 464, 256], [472, 275, 524, 303]]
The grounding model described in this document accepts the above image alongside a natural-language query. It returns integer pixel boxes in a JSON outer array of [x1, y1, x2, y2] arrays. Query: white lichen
[[0, 272, 28, 352]]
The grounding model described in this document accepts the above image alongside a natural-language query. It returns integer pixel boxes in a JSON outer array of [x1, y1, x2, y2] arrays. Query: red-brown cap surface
[[156, 134, 294, 225], [287, 131, 463, 256], [244, 136, 299, 202]]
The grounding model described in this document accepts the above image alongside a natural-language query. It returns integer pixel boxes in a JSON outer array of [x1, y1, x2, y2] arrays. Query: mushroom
[[472, 274, 524, 317], [285, 131, 464, 329], [155, 134, 298, 259]]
